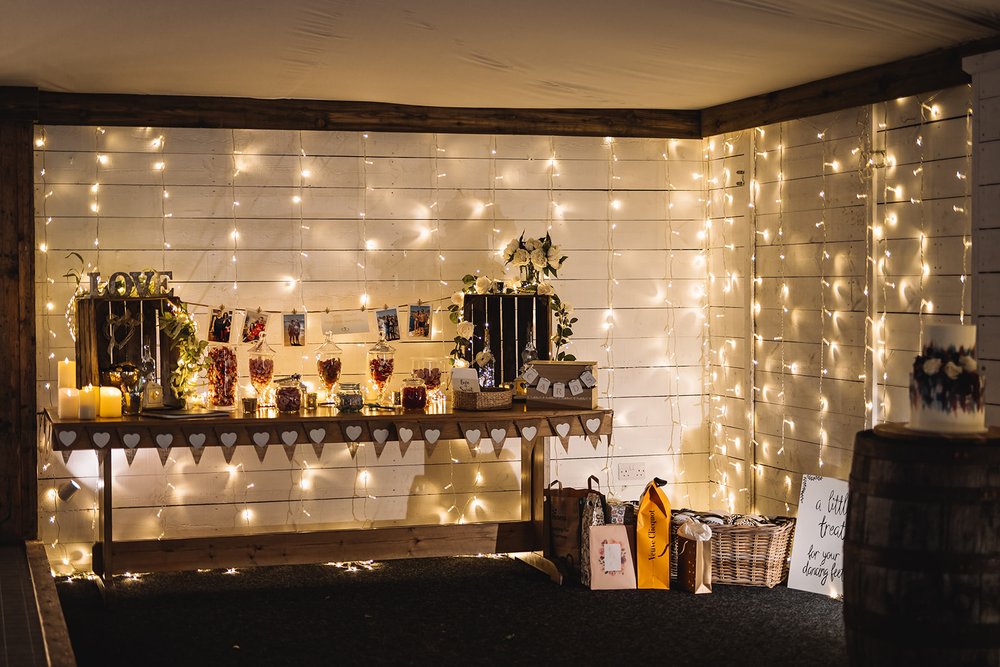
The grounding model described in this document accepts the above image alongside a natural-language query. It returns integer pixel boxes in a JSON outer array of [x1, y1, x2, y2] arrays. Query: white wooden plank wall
[[966, 53, 1000, 426], [33, 127, 710, 572], [874, 87, 974, 425], [704, 132, 751, 513]]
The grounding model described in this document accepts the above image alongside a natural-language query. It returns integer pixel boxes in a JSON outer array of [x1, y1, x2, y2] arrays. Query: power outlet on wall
[[617, 462, 647, 482]]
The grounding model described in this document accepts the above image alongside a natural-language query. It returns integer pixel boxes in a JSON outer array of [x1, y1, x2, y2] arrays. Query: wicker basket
[[453, 388, 513, 411], [670, 514, 795, 588]]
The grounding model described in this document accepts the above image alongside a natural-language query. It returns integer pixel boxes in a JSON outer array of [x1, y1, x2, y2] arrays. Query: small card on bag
[[588, 524, 637, 590]]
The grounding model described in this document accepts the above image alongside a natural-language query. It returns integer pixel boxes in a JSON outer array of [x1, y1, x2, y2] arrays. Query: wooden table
[[41, 405, 613, 587]]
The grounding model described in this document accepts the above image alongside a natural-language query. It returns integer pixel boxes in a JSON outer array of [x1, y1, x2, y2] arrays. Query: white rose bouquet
[[501, 232, 566, 286]]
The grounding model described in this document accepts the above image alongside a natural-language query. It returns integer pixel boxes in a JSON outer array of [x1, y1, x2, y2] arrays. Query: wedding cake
[[908, 323, 986, 434]]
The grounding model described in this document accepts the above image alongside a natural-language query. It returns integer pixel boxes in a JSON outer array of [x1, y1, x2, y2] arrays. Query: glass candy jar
[[336, 383, 364, 413], [367, 335, 395, 405], [274, 375, 304, 413], [401, 377, 427, 411], [411, 357, 445, 397], [315, 332, 343, 404], [206, 343, 238, 410], [248, 334, 276, 407]]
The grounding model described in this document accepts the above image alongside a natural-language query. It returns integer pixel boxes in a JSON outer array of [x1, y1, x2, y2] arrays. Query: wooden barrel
[[844, 424, 1000, 666]]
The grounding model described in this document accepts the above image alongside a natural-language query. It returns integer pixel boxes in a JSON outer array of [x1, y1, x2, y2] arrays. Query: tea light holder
[[242, 396, 258, 415]]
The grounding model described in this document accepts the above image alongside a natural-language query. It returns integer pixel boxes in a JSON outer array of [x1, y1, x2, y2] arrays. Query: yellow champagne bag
[[636, 478, 671, 589]]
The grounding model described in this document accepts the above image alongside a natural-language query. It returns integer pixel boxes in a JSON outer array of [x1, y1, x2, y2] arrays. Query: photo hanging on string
[[208, 308, 234, 343], [408, 304, 431, 338], [241, 311, 269, 343], [376, 307, 401, 342], [282, 313, 306, 347]]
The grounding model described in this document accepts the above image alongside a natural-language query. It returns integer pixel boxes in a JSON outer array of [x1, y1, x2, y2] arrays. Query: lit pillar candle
[[78, 385, 99, 419], [58, 388, 80, 419], [57, 358, 76, 389], [99, 387, 122, 418]]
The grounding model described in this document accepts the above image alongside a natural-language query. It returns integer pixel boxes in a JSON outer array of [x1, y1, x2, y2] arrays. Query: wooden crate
[[75, 295, 181, 405], [525, 360, 598, 409], [462, 294, 551, 385]]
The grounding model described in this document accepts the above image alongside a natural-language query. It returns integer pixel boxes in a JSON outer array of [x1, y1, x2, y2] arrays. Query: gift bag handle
[[548, 480, 563, 491], [587, 475, 600, 491]]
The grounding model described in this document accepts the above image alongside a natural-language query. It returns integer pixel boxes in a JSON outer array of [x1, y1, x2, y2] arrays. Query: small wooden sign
[[787, 475, 848, 598], [525, 361, 598, 409]]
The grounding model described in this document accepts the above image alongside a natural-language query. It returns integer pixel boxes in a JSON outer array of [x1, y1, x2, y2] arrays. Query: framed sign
[[787, 475, 849, 598]]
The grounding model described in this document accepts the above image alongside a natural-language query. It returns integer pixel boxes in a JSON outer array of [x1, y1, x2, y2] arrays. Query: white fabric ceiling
[[3, 0, 999, 109]]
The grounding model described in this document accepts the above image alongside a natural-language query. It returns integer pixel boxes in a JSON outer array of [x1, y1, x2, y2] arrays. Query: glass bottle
[[477, 327, 496, 389], [367, 333, 395, 406], [412, 357, 445, 399], [401, 377, 427, 410], [315, 332, 343, 404], [335, 383, 364, 413], [247, 333, 276, 407], [274, 374, 304, 413], [140, 343, 164, 409], [206, 343, 238, 410]]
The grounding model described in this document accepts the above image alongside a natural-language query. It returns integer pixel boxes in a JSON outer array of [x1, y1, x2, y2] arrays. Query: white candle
[[57, 358, 76, 389], [99, 387, 122, 418], [78, 385, 98, 419], [58, 388, 80, 419]]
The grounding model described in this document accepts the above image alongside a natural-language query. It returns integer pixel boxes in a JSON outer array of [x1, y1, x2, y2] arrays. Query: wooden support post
[[0, 119, 36, 543]]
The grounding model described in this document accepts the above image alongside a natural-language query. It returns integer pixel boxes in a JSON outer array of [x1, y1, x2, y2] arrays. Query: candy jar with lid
[[206, 343, 238, 410], [336, 382, 364, 413], [315, 332, 343, 404], [401, 377, 427, 411], [367, 333, 395, 406], [274, 374, 304, 413], [247, 333, 276, 407]]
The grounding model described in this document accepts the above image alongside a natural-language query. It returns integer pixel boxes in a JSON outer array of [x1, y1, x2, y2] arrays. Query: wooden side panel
[[0, 120, 35, 542]]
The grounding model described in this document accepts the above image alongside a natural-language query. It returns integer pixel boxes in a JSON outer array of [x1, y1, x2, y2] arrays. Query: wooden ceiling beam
[[701, 34, 1000, 136]]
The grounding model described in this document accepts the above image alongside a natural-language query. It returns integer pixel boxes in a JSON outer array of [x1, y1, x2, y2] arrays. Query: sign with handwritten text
[[787, 475, 849, 598]]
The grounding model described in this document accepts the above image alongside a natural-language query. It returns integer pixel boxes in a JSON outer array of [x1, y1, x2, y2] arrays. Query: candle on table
[[58, 388, 80, 419], [99, 387, 122, 418], [78, 385, 98, 419], [57, 358, 76, 389]]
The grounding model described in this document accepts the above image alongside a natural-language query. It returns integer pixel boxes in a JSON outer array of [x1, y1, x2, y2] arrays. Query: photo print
[[241, 310, 270, 343], [282, 312, 306, 347], [376, 307, 401, 342], [208, 308, 234, 343], [408, 304, 431, 338]]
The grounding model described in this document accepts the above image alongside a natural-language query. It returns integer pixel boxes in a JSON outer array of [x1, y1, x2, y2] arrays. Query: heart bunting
[[61, 450, 73, 464], [371, 427, 391, 458], [584, 413, 605, 449], [252, 430, 270, 463], [487, 421, 510, 459], [308, 426, 329, 460], [547, 416, 579, 453], [342, 423, 366, 459], [395, 421, 417, 458], [187, 431, 207, 465], [515, 421, 540, 445], [281, 429, 299, 462], [156, 431, 175, 466], [420, 424, 443, 458], [459, 422, 485, 458]]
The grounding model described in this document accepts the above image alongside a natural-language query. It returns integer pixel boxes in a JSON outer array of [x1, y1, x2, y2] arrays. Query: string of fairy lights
[[33, 91, 976, 571]]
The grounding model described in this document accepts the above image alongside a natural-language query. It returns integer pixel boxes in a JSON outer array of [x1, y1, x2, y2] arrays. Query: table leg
[[515, 436, 562, 583], [95, 450, 114, 593]]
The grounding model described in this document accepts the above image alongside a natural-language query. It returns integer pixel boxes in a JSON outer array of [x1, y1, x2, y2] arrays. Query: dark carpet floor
[[57, 557, 846, 667]]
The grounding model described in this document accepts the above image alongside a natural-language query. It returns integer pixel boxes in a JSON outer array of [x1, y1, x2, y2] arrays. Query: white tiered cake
[[908, 324, 986, 434]]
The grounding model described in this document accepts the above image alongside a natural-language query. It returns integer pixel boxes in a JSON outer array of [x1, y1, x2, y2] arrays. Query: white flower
[[524, 237, 541, 252], [536, 282, 554, 296], [512, 249, 530, 266], [503, 239, 519, 262], [547, 245, 561, 266], [960, 355, 978, 372], [451, 291, 465, 307], [944, 361, 961, 380], [530, 248, 548, 270], [475, 276, 493, 294], [923, 358, 942, 375], [475, 350, 494, 367], [456, 321, 475, 339]]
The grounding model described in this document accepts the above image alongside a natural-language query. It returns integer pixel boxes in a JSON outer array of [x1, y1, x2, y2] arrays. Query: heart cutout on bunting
[[220, 432, 238, 447], [521, 426, 537, 442], [555, 422, 570, 439], [423, 428, 440, 445], [548, 416, 578, 454], [58, 431, 77, 448], [487, 422, 510, 459], [156, 433, 173, 449], [585, 417, 602, 434], [398, 427, 414, 443], [345, 425, 363, 442], [122, 433, 141, 448], [372, 428, 389, 445], [252, 432, 270, 447], [308, 428, 326, 444], [281, 430, 298, 446], [188, 433, 206, 448], [465, 429, 481, 445], [92, 432, 111, 448]]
